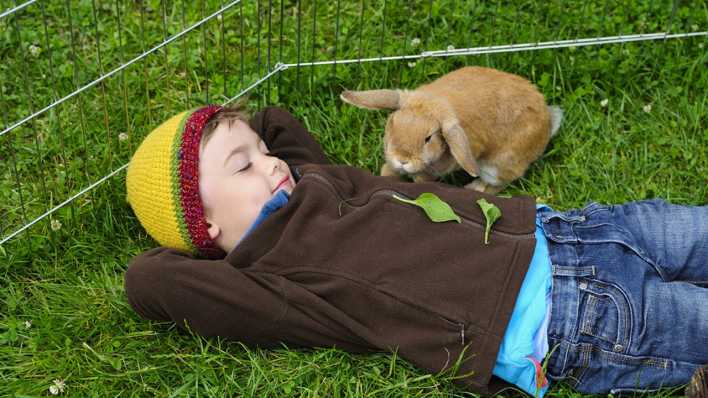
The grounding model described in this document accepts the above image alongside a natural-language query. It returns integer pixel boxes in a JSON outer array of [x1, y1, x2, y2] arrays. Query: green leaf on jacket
[[392, 193, 461, 223], [476, 198, 502, 244]]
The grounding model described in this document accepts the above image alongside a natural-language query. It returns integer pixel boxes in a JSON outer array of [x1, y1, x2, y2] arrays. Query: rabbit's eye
[[424, 135, 433, 144]]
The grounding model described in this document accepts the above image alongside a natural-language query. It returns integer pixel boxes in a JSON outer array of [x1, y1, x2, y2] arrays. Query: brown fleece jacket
[[125, 107, 537, 395]]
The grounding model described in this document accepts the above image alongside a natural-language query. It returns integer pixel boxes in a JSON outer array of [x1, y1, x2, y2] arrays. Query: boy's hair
[[201, 101, 250, 150], [126, 104, 246, 259]]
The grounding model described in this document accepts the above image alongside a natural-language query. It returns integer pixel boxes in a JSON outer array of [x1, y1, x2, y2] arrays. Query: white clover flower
[[50, 219, 62, 231], [691, 24, 699, 31], [217, 14, 223, 22], [600, 99, 609, 108], [642, 104, 652, 113], [24, 320, 32, 329], [118, 132, 129, 142], [54, 379, 65, 390], [49, 379, 65, 395], [446, 45, 455, 52], [29, 44, 41, 57], [407, 61, 416, 68], [410, 37, 421, 48]]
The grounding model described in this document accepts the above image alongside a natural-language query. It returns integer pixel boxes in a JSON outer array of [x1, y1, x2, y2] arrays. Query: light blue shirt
[[236, 189, 291, 245], [492, 205, 553, 397]]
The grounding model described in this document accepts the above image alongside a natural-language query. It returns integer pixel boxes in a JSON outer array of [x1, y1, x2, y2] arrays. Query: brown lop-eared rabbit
[[341, 66, 563, 194]]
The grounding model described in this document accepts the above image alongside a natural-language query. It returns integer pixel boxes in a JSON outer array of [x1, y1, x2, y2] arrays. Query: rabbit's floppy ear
[[340, 89, 401, 110], [441, 121, 480, 177]]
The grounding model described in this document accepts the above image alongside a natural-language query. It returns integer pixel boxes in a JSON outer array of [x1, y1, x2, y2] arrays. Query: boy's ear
[[206, 220, 221, 241]]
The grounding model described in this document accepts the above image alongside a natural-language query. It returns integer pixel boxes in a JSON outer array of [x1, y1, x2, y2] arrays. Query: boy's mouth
[[272, 176, 291, 193]]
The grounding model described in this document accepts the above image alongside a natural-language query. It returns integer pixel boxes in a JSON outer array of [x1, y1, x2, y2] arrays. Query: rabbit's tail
[[548, 106, 563, 137]]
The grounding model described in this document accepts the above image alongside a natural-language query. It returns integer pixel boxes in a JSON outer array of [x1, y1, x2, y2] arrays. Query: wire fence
[[0, 0, 706, 247]]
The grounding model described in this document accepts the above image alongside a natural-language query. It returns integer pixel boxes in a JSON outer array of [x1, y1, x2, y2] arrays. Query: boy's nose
[[268, 157, 281, 175]]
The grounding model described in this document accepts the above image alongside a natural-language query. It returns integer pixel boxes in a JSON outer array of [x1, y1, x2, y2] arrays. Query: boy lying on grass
[[124, 104, 707, 397]]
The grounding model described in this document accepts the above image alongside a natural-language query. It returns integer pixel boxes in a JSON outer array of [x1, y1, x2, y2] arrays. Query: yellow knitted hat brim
[[127, 111, 193, 252]]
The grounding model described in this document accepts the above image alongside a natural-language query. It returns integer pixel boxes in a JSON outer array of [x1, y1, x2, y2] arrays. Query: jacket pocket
[[279, 266, 468, 344]]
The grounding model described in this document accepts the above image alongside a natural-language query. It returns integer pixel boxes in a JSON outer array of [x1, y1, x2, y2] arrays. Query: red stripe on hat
[[178, 104, 224, 258]]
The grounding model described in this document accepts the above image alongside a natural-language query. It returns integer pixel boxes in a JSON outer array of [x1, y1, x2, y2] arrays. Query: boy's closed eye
[[226, 152, 249, 174], [235, 162, 251, 173]]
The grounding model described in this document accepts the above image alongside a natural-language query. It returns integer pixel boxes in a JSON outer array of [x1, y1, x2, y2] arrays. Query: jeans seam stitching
[[581, 202, 609, 217], [579, 295, 597, 336], [593, 347, 672, 369], [552, 264, 595, 276], [572, 344, 592, 387]]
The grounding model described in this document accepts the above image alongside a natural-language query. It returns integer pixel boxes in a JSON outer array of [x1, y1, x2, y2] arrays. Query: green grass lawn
[[1, 0, 706, 396]]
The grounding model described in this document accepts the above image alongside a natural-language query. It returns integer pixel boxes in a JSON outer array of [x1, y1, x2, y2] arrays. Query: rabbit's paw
[[465, 179, 488, 192], [380, 163, 398, 177]]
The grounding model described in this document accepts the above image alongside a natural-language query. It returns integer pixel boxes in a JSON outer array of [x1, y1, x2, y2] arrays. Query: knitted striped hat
[[126, 105, 225, 258]]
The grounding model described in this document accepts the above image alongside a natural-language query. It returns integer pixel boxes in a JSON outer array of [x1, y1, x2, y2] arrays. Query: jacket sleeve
[[250, 106, 331, 167], [124, 247, 287, 346]]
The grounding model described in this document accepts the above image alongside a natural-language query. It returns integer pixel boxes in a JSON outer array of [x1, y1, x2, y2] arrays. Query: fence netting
[[0, 0, 706, 249]]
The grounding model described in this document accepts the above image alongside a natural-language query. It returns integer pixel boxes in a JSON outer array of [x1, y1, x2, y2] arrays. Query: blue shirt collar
[[236, 189, 291, 247]]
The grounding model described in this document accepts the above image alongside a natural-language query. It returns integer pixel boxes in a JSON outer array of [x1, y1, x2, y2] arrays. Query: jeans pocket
[[578, 277, 633, 353]]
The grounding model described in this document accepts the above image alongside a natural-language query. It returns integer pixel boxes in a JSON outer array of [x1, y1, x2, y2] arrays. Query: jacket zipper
[[302, 171, 534, 240]]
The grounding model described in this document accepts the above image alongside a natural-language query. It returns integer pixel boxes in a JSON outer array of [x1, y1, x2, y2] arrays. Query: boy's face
[[199, 119, 295, 253]]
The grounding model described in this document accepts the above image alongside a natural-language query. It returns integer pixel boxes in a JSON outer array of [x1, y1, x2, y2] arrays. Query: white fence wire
[[0, 0, 706, 246]]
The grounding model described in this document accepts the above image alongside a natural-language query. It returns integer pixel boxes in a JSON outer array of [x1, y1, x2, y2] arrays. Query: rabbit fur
[[341, 66, 563, 194]]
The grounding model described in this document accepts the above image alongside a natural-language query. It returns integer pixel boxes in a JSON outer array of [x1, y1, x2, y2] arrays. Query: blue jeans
[[539, 199, 708, 394]]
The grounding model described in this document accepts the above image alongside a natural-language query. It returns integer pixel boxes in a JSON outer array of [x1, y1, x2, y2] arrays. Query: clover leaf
[[393, 193, 461, 223], [476, 198, 502, 244]]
